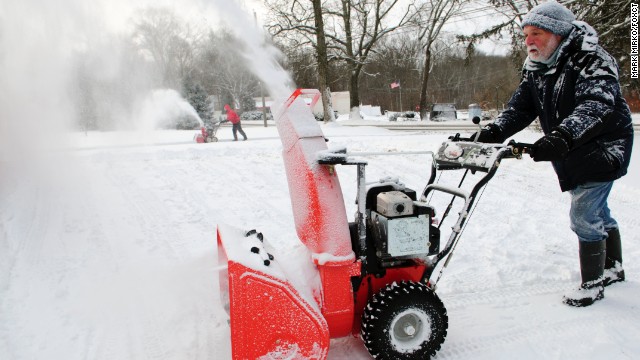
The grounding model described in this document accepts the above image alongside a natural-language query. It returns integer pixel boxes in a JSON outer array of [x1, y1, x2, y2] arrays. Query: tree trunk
[[349, 63, 361, 120], [340, 0, 361, 119], [419, 45, 432, 120], [311, 0, 335, 122]]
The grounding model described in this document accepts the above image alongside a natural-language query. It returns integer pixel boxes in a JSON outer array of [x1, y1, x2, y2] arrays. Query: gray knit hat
[[521, 1, 576, 37]]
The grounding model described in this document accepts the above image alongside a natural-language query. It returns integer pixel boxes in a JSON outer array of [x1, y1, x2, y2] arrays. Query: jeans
[[232, 122, 247, 140], [568, 181, 618, 243]]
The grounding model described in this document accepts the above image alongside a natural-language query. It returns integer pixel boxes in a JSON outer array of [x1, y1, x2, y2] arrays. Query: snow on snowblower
[[217, 89, 533, 359]]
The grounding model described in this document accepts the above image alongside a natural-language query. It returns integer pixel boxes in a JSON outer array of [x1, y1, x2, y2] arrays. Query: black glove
[[531, 130, 570, 162], [471, 124, 502, 143]]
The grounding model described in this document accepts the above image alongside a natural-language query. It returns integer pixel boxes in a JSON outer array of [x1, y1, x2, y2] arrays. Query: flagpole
[[390, 81, 402, 112], [399, 83, 402, 112]]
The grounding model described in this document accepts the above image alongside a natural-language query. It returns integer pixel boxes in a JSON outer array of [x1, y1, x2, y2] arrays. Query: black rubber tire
[[361, 281, 448, 359]]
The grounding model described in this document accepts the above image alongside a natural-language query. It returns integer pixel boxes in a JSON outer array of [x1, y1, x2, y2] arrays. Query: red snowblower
[[217, 89, 532, 359], [194, 120, 223, 143]]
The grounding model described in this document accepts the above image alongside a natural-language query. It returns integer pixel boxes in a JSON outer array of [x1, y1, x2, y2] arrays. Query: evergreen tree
[[182, 76, 212, 126], [240, 92, 256, 112]]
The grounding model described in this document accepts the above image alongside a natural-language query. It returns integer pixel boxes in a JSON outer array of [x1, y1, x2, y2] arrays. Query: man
[[474, 1, 634, 307], [224, 104, 248, 141]]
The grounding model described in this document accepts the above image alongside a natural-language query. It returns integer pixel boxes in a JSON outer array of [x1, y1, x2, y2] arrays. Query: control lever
[[472, 116, 482, 143]]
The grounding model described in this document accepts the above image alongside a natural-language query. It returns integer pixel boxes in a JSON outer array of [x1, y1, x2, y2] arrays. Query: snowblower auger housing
[[217, 225, 330, 359], [217, 88, 532, 359]]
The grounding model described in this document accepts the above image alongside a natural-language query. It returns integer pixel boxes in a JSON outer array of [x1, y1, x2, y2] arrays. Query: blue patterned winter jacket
[[491, 22, 634, 191]]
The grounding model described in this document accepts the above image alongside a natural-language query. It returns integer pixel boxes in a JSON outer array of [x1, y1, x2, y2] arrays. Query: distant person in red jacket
[[224, 104, 247, 141]]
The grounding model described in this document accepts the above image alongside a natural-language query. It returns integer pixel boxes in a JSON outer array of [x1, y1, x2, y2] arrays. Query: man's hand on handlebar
[[471, 123, 503, 143]]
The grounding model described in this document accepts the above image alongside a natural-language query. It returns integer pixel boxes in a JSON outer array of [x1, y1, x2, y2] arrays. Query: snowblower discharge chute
[[217, 89, 533, 359]]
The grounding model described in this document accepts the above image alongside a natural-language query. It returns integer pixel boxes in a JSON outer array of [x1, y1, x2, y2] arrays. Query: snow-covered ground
[[1, 122, 639, 359]]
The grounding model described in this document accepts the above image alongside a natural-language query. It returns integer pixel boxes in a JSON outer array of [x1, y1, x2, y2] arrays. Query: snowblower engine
[[364, 186, 439, 268]]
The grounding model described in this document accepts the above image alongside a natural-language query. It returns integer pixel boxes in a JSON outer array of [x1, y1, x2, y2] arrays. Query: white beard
[[527, 36, 562, 62]]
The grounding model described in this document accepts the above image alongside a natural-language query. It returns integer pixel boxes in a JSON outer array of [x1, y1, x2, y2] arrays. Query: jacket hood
[[570, 20, 598, 51]]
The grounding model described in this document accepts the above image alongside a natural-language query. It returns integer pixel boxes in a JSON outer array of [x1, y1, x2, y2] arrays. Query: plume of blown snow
[[204, 0, 295, 103], [135, 89, 204, 132]]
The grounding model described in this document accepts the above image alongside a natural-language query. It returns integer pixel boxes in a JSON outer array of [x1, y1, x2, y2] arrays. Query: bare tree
[[362, 34, 423, 111], [312, 0, 335, 122], [280, 45, 321, 88], [416, 0, 464, 120], [217, 55, 259, 110], [265, 0, 420, 118], [196, 30, 260, 111], [132, 7, 203, 88], [329, 0, 421, 118]]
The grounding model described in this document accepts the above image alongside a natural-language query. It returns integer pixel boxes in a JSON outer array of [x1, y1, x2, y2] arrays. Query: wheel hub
[[390, 309, 432, 353], [404, 323, 416, 336]]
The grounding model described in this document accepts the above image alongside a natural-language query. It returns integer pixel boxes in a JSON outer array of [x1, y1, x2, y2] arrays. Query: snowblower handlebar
[[444, 133, 535, 161], [422, 137, 534, 284], [434, 140, 522, 173]]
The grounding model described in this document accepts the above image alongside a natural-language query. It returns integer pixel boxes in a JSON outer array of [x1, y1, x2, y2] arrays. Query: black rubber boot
[[563, 240, 606, 307], [604, 228, 625, 286]]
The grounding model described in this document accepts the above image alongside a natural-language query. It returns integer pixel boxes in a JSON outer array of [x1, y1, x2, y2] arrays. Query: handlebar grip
[[507, 140, 535, 156]]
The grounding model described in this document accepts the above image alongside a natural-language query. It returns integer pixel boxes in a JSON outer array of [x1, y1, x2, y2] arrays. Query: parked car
[[430, 103, 457, 121]]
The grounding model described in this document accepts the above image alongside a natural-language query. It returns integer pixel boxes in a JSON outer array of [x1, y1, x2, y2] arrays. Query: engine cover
[[370, 211, 430, 257], [376, 191, 413, 217]]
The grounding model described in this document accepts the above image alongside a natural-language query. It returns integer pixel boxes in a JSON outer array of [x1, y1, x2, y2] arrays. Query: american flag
[[390, 80, 400, 89]]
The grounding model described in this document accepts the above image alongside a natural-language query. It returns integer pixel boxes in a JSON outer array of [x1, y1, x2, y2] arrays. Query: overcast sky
[[98, 0, 264, 33], [95, 0, 507, 55]]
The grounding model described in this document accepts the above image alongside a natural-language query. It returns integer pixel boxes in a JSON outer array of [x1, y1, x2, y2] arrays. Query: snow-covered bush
[[313, 111, 339, 121], [240, 110, 273, 121]]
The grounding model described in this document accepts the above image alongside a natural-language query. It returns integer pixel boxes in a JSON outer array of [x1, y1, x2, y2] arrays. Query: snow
[[217, 224, 285, 281], [1, 122, 640, 360]]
